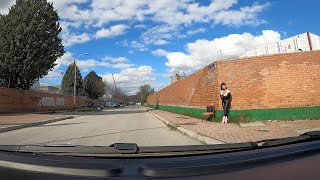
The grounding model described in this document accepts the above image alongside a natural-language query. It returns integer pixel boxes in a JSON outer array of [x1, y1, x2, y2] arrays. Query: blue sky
[[1, 0, 319, 94]]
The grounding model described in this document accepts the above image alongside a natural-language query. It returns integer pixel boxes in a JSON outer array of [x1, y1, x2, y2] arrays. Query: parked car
[[105, 102, 119, 108], [86, 103, 104, 110]]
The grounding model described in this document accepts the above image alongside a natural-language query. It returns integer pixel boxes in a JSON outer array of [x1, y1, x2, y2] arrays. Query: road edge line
[[0, 116, 74, 133], [148, 110, 225, 145]]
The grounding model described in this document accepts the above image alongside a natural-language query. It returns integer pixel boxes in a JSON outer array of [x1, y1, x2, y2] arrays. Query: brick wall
[[0, 87, 104, 113], [154, 69, 203, 106], [147, 51, 320, 110]]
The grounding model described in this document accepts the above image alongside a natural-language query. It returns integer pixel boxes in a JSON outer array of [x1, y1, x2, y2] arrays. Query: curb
[[0, 116, 74, 133], [148, 110, 225, 145]]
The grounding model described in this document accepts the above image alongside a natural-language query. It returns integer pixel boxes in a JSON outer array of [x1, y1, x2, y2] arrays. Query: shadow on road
[[53, 109, 148, 116], [32, 126, 166, 145], [37, 122, 86, 127]]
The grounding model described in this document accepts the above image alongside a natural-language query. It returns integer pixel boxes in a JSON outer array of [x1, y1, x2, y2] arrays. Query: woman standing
[[220, 83, 231, 123]]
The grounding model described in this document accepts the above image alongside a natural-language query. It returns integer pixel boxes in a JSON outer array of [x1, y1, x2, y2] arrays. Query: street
[[0, 106, 200, 146]]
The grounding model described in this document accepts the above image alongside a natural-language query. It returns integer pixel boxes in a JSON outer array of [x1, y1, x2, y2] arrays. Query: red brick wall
[[0, 88, 104, 113], [190, 62, 219, 107], [147, 51, 320, 110], [149, 68, 203, 107]]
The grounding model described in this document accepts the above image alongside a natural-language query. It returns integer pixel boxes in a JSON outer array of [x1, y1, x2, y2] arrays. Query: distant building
[[240, 32, 320, 58], [170, 73, 186, 84], [40, 85, 60, 94]]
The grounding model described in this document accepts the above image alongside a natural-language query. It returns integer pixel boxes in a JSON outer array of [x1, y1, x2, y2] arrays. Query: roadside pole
[[111, 73, 118, 101]]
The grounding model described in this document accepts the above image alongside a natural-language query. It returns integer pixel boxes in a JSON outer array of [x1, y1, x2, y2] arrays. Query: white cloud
[[76, 59, 134, 71], [134, 24, 147, 29], [90, 0, 147, 27], [61, 33, 91, 47], [130, 41, 148, 51], [76, 59, 100, 71], [60, 26, 91, 47], [140, 25, 183, 46], [48, 0, 92, 22], [102, 56, 128, 63], [153, 39, 169, 45], [120, 40, 129, 47], [53, 52, 134, 73], [0, 0, 14, 15], [186, 28, 207, 35], [45, 70, 63, 80], [164, 30, 281, 73], [55, 52, 74, 69], [1, 1, 271, 47], [102, 65, 164, 95], [49, 0, 270, 46], [110, 63, 135, 69], [213, 2, 270, 26], [152, 49, 169, 56], [95, 24, 129, 39]]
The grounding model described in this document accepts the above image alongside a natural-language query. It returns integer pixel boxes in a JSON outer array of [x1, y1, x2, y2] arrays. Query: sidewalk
[[0, 112, 73, 132], [149, 109, 320, 143]]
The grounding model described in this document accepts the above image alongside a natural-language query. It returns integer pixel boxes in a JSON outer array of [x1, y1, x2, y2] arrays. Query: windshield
[[0, 0, 319, 151]]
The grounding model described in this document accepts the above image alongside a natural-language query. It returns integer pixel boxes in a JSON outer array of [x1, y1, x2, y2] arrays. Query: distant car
[[135, 102, 142, 105], [105, 102, 118, 108], [86, 103, 103, 110]]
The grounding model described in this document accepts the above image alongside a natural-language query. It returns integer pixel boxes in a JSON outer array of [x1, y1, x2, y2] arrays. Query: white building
[[170, 73, 186, 85], [240, 32, 320, 58]]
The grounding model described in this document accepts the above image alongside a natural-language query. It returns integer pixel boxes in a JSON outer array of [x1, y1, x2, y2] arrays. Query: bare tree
[[136, 84, 155, 103]]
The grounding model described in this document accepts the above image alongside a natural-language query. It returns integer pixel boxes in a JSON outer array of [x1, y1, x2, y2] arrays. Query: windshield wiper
[[257, 131, 320, 148], [0, 142, 255, 156], [0, 143, 139, 155], [0, 131, 319, 156]]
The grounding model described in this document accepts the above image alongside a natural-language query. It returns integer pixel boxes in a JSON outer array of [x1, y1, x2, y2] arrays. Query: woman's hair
[[221, 83, 227, 90]]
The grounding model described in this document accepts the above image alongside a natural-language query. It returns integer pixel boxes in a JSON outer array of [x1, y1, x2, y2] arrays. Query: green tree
[[83, 71, 105, 99], [0, 0, 64, 89], [61, 63, 83, 96]]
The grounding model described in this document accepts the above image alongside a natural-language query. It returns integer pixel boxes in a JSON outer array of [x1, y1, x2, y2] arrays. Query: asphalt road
[[0, 106, 200, 146]]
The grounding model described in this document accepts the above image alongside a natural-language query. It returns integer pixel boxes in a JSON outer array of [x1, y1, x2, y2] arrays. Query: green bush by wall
[[148, 104, 320, 123]]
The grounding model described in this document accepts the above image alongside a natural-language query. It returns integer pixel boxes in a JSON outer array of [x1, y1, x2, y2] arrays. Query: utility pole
[[111, 73, 117, 101], [73, 59, 77, 109]]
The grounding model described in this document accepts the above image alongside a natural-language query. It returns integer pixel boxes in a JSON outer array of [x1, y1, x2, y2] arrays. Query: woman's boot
[[221, 116, 225, 123]]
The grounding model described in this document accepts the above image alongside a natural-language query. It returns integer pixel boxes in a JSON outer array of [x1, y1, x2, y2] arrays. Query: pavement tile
[[0, 113, 68, 129], [239, 122, 265, 128], [150, 109, 320, 143]]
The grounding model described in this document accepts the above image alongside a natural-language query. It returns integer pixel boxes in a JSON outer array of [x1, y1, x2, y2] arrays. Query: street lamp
[[73, 53, 90, 109]]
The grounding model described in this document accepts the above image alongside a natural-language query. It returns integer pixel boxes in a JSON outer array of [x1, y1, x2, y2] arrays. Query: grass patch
[[149, 104, 206, 119], [74, 107, 102, 112], [148, 104, 320, 123], [209, 112, 252, 124]]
